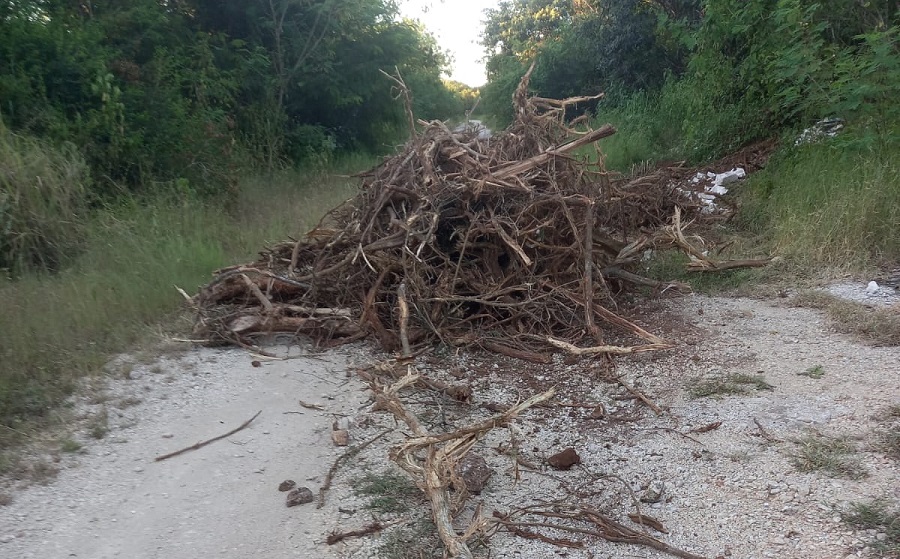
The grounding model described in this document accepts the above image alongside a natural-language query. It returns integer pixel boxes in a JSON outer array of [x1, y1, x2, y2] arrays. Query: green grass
[[797, 365, 826, 379], [790, 432, 868, 480], [739, 134, 900, 270], [687, 373, 775, 398], [592, 91, 681, 172], [354, 470, 420, 514], [0, 121, 90, 273], [843, 500, 900, 557], [59, 438, 82, 453], [0, 160, 366, 451], [791, 291, 900, 346], [377, 517, 442, 559], [874, 405, 900, 460], [352, 470, 440, 558]]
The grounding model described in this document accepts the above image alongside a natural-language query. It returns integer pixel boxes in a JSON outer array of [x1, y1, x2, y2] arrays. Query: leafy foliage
[[0, 0, 468, 271], [482, 0, 899, 158], [481, 0, 694, 126]]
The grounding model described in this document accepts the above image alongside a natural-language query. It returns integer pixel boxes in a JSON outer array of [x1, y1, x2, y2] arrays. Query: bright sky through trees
[[399, 0, 500, 86]]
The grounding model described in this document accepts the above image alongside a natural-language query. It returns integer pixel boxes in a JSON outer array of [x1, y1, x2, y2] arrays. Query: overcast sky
[[398, 0, 501, 86]]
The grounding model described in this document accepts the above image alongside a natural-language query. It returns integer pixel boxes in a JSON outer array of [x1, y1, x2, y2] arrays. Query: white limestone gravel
[[1, 294, 897, 559]]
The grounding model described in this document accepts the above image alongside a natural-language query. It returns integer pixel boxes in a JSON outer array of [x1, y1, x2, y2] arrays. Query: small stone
[[134, 467, 144, 473], [251, 360, 262, 368], [161, 433, 174, 439], [641, 480, 666, 504], [286, 487, 314, 507], [454, 452, 493, 494], [0, 535, 14, 543], [548, 448, 580, 470], [278, 480, 296, 492], [331, 429, 350, 447], [876, 533, 888, 542]]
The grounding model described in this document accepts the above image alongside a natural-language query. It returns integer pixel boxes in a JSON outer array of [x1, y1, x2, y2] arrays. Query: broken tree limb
[[372, 370, 554, 559], [665, 207, 771, 273], [686, 257, 773, 272], [397, 282, 412, 357], [496, 505, 708, 559], [600, 266, 691, 293], [547, 337, 672, 356], [616, 377, 664, 416], [240, 273, 274, 312], [491, 125, 616, 180], [584, 198, 600, 341]]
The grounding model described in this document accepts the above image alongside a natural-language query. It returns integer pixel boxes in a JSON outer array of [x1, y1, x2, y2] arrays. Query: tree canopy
[[480, 0, 899, 157], [0, 0, 469, 194]]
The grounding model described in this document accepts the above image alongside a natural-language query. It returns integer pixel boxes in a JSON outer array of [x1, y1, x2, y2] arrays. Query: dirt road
[[1, 293, 898, 559], [0, 345, 369, 559]]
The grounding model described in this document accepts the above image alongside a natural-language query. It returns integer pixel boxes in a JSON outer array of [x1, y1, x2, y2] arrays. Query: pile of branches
[[192, 67, 765, 359]]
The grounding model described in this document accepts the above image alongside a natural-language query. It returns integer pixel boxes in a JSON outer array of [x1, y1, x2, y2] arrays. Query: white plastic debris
[[675, 167, 747, 214], [866, 281, 880, 294], [795, 117, 844, 146], [713, 168, 746, 187]]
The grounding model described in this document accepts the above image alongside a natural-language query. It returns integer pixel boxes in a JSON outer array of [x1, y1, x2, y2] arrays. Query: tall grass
[[740, 136, 900, 269], [0, 158, 367, 447], [592, 75, 756, 173], [0, 121, 90, 273]]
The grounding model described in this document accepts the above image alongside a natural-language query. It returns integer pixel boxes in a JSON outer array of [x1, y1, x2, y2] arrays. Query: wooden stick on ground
[[583, 199, 600, 341], [616, 377, 664, 416], [374, 371, 554, 559], [753, 417, 782, 443], [154, 410, 262, 462], [317, 428, 393, 509], [547, 337, 671, 356], [326, 521, 390, 545]]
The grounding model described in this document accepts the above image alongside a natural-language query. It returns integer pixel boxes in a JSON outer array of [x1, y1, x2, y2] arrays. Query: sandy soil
[[0, 344, 370, 559], [1, 293, 898, 559]]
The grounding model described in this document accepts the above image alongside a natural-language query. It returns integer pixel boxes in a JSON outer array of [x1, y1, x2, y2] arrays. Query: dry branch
[[190, 68, 765, 361], [154, 410, 261, 462], [372, 370, 554, 558], [317, 428, 392, 508], [326, 522, 386, 545], [495, 505, 708, 559]]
